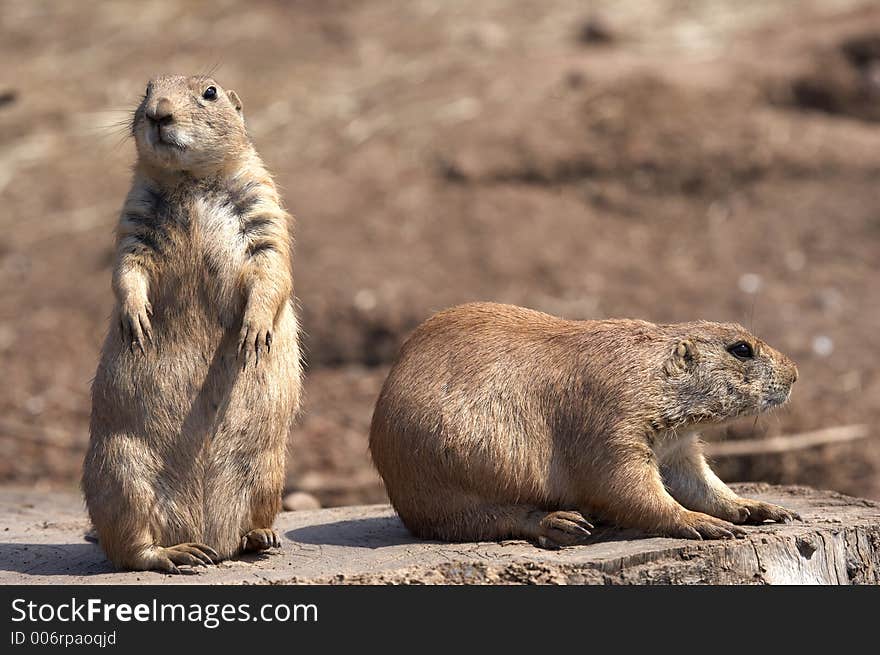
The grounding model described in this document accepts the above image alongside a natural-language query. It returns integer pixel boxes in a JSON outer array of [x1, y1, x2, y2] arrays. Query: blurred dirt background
[[1, 0, 878, 507]]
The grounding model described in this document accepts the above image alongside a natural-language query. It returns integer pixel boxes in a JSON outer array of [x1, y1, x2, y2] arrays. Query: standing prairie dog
[[83, 75, 302, 572], [370, 302, 800, 546]]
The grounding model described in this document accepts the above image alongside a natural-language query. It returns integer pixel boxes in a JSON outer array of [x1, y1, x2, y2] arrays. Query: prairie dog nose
[[146, 97, 174, 125]]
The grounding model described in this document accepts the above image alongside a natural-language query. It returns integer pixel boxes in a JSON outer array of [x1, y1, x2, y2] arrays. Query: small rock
[[812, 335, 834, 357], [0, 90, 16, 108], [282, 491, 321, 512], [738, 273, 763, 295], [577, 15, 615, 45], [353, 289, 377, 312]]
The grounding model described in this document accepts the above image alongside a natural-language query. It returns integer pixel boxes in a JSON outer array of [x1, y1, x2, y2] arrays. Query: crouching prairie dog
[[82, 75, 302, 572], [369, 302, 800, 546]]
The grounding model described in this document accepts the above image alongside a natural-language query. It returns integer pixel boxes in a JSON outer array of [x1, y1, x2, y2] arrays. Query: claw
[[238, 326, 250, 355], [140, 315, 153, 345], [159, 543, 219, 571], [238, 325, 252, 369], [200, 545, 220, 561], [537, 510, 593, 548], [242, 529, 281, 552]]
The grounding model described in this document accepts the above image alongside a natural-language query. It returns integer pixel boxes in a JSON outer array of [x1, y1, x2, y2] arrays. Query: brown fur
[[369, 302, 800, 546], [82, 76, 302, 572]]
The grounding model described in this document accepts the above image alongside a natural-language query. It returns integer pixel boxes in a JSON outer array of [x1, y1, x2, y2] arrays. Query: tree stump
[[1, 483, 877, 584]]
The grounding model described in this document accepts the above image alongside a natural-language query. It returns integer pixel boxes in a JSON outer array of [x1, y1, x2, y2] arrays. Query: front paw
[[119, 300, 153, 354], [736, 499, 801, 524], [241, 528, 281, 552], [238, 314, 273, 367], [153, 543, 219, 573], [707, 498, 754, 524]]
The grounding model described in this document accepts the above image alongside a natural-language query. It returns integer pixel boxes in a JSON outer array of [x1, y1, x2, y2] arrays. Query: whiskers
[[198, 59, 224, 82], [748, 293, 759, 335], [89, 103, 139, 151]]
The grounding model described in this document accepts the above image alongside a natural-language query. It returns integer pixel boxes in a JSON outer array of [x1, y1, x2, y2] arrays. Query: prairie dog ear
[[227, 90, 243, 115], [664, 339, 698, 376]]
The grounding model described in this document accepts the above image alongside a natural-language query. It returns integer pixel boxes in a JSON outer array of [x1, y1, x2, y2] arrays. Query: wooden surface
[[1, 483, 878, 584]]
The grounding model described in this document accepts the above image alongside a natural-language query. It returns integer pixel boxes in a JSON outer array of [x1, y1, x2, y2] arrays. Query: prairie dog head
[[659, 321, 798, 428], [132, 75, 249, 175]]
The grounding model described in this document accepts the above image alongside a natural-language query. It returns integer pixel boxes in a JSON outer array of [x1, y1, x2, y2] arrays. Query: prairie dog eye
[[727, 341, 754, 360], [202, 86, 218, 100]]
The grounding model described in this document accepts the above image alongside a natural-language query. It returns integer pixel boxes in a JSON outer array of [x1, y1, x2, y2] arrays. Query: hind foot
[[664, 510, 747, 540], [241, 528, 281, 552], [144, 543, 219, 574], [535, 511, 593, 549]]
